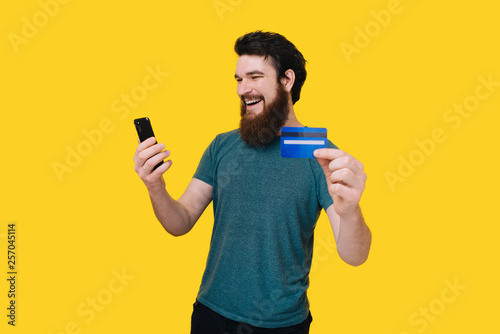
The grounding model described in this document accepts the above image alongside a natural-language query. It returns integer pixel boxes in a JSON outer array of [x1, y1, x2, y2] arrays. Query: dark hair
[[234, 31, 307, 104]]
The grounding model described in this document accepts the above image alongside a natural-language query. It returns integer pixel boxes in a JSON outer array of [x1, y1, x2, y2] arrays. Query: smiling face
[[235, 55, 291, 146], [235, 55, 281, 116]]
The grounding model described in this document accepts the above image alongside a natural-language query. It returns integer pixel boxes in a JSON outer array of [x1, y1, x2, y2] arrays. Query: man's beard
[[238, 84, 290, 147]]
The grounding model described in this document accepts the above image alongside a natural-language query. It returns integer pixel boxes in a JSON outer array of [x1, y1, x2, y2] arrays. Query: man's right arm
[[133, 137, 213, 236]]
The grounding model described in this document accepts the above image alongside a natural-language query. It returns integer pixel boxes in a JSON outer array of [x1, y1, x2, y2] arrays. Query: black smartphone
[[134, 117, 164, 171]]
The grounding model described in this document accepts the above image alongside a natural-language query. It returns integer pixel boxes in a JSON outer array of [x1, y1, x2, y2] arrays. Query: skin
[[235, 55, 300, 128], [133, 55, 371, 266]]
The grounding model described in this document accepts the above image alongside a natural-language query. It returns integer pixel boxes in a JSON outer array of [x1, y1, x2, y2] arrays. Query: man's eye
[[236, 78, 242, 82], [252, 76, 261, 80]]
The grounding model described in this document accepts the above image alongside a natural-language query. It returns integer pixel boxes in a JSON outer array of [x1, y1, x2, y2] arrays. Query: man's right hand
[[133, 137, 172, 193]]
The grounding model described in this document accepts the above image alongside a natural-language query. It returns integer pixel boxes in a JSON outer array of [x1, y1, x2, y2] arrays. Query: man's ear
[[280, 69, 295, 93]]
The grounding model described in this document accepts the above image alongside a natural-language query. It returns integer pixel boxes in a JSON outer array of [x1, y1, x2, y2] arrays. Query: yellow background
[[1, 0, 499, 333]]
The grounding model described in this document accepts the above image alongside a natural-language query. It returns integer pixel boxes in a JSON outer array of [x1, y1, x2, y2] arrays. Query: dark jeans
[[191, 300, 313, 334]]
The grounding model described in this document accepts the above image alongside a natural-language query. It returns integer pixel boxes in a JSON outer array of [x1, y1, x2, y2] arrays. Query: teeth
[[246, 99, 262, 105]]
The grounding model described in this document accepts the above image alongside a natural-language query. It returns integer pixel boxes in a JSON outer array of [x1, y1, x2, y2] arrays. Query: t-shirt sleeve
[[193, 135, 218, 186], [316, 140, 339, 212]]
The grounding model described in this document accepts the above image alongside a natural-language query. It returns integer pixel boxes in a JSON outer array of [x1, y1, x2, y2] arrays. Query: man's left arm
[[314, 148, 372, 266]]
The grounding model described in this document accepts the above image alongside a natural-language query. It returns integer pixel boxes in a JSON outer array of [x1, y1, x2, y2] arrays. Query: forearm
[[148, 188, 193, 237], [336, 206, 372, 266]]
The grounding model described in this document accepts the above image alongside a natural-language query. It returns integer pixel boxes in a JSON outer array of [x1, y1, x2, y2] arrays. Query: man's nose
[[237, 79, 252, 97]]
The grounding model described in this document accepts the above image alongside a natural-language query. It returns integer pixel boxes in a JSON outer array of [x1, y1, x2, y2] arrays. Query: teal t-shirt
[[193, 129, 337, 328]]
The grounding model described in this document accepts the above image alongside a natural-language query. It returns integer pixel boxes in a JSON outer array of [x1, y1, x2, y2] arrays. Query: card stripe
[[280, 132, 327, 138], [283, 140, 325, 145]]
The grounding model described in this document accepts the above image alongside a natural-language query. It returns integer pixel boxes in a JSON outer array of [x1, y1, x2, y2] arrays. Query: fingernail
[[314, 150, 320, 157]]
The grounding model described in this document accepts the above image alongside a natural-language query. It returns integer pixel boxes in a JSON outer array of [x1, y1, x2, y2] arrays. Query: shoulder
[[215, 129, 240, 142], [210, 129, 241, 148], [327, 139, 339, 149], [204, 129, 241, 158]]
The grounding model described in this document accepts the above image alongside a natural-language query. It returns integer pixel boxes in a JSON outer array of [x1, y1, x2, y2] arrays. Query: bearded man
[[133, 31, 371, 334]]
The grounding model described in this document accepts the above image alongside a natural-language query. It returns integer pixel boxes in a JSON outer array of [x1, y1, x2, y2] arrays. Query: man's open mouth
[[245, 99, 262, 106]]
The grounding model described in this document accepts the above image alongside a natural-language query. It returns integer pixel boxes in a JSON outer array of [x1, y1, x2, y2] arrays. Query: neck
[[279, 106, 303, 134]]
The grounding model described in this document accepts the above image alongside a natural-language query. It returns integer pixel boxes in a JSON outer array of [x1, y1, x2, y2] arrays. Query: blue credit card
[[280, 127, 328, 158]]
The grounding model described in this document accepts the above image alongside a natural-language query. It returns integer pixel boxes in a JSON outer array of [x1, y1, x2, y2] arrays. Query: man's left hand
[[314, 148, 367, 217]]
